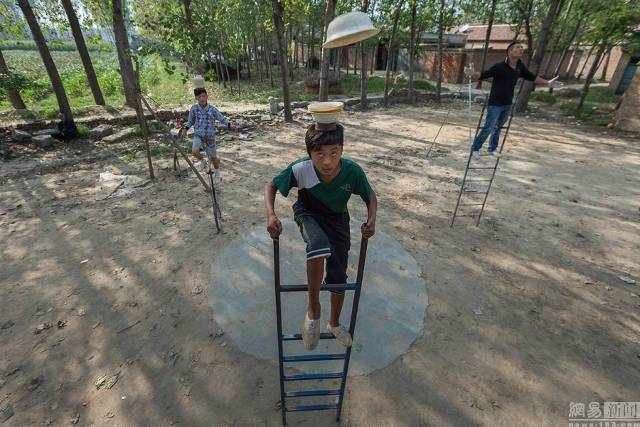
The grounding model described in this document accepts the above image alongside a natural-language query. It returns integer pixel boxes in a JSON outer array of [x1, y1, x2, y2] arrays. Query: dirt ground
[[1, 102, 639, 426]]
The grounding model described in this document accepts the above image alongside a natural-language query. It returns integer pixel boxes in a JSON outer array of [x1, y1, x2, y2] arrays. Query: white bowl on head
[[193, 75, 205, 89], [308, 101, 343, 123], [323, 11, 380, 49]]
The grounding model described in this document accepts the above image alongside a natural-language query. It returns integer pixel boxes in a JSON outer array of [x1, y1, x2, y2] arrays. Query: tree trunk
[[319, 0, 337, 101], [370, 45, 376, 75], [354, 44, 359, 76], [600, 46, 612, 81], [247, 43, 252, 80], [237, 56, 241, 94], [345, 48, 349, 76], [577, 44, 595, 80], [17, 0, 74, 122], [476, 0, 497, 89], [111, 0, 138, 108], [310, 19, 315, 64], [408, 0, 417, 103], [549, 14, 583, 92], [262, 26, 270, 79], [435, 0, 445, 101], [133, 61, 154, 179], [523, 0, 534, 64], [271, 0, 292, 121], [615, 66, 640, 132], [212, 50, 224, 87], [254, 33, 262, 81], [514, 0, 563, 113], [383, 0, 404, 107], [577, 42, 606, 113], [288, 24, 294, 79], [542, 0, 571, 78], [0, 48, 27, 109], [300, 27, 305, 69], [61, 0, 105, 105], [359, 0, 371, 109], [268, 36, 274, 87], [294, 26, 299, 69], [217, 46, 227, 88], [182, 0, 197, 71]]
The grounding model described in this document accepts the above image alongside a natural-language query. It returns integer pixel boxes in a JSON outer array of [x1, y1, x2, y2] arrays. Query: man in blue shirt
[[470, 41, 560, 159]]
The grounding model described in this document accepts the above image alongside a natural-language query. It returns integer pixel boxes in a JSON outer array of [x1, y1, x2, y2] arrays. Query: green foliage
[[0, 67, 30, 93], [0, 0, 27, 37], [581, 0, 640, 48], [97, 68, 124, 97]]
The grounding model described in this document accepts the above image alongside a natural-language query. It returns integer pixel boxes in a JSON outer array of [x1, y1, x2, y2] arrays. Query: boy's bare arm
[[264, 181, 282, 238], [362, 190, 377, 239]]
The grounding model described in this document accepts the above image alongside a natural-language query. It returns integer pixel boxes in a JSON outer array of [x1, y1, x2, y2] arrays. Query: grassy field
[[0, 49, 440, 120]]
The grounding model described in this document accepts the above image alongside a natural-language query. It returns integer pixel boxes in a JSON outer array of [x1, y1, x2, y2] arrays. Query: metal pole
[[336, 235, 368, 421], [273, 238, 287, 425]]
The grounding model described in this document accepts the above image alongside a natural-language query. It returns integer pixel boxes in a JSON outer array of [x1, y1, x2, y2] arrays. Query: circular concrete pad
[[208, 218, 427, 376]]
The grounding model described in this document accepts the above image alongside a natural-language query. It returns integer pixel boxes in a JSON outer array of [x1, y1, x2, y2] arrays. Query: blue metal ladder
[[272, 236, 369, 425]]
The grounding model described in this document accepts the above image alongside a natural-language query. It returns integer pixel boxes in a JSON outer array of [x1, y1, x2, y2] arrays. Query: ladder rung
[[462, 190, 487, 194], [282, 333, 335, 341], [283, 353, 346, 362], [466, 179, 491, 182], [285, 403, 338, 412], [284, 372, 343, 381], [467, 167, 495, 170], [285, 389, 340, 398], [280, 283, 358, 292], [458, 203, 484, 206], [456, 214, 480, 217]]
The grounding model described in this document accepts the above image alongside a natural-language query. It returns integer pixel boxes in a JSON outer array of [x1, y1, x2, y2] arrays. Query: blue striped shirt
[[185, 103, 229, 139]]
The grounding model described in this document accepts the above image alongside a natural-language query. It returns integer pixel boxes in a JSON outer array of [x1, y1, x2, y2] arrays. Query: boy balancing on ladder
[[182, 87, 236, 183], [264, 103, 377, 350]]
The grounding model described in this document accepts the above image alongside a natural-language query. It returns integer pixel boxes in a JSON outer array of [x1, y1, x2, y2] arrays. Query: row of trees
[[1, 0, 639, 125]]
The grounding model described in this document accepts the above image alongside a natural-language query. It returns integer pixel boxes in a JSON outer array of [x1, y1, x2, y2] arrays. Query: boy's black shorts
[[293, 202, 350, 295]]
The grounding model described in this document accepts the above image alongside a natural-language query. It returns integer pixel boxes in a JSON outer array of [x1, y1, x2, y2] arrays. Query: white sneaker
[[489, 150, 502, 158], [213, 168, 222, 184], [472, 151, 480, 160], [302, 312, 320, 350], [327, 323, 352, 348]]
